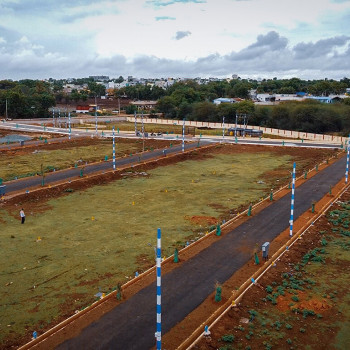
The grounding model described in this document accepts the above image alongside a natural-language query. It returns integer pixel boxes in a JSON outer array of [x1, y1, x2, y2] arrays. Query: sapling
[[215, 284, 222, 302]]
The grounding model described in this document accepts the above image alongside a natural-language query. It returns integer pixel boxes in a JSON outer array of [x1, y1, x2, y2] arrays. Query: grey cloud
[[231, 31, 288, 60], [175, 31, 191, 40], [249, 31, 288, 51], [293, 35, 350, 59], [1, 31, 350, 80]]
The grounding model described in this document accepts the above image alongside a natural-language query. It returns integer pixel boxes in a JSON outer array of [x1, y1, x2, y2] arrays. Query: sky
[[0, 0, 350, 80]]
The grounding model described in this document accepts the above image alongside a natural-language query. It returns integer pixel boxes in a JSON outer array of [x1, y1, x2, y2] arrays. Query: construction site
[[0, 118, 349, 350]]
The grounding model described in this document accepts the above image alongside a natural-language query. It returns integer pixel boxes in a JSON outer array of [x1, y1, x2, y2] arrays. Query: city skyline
[[0, 0, 349, 80]]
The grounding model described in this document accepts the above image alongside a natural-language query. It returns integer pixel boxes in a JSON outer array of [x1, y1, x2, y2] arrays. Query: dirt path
[[41, 156, 346, 350]]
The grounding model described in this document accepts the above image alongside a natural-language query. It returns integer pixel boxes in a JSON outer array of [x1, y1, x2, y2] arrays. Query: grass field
[[0, 151, 292, 344], [0, 140, 144, 181]]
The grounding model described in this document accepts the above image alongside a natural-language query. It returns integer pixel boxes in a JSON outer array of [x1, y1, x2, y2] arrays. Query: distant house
[[305, 96, 333, 104], [256, 94, 276, 103], [76, 105, 90, 113], [130, 100, 157, 110], [213, 98, 236, 105]]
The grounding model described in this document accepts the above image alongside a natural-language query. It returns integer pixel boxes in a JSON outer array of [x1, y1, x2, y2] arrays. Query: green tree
[[191, 101, 218, 122]]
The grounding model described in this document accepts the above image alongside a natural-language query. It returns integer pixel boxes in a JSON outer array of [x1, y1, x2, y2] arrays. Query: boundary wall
[[125, 117, 345, 144]]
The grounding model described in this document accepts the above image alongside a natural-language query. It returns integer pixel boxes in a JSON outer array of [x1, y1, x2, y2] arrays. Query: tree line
[[0, 80, 55, 119]]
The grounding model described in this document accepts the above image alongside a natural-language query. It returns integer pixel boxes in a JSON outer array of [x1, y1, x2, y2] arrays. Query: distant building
[[76, 105, 90, 113], [305, 96, 333, 103], [213, 98, 237, 105], [89, 75, 109, 81], [130, 100, 158, 110]]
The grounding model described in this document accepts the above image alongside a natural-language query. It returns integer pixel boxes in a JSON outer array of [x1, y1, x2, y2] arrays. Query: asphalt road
[[56, 156, 346, 350], [2, 141, 207, 195]]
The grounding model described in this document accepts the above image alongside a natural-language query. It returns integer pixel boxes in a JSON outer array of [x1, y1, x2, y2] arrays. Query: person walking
[[20, 208, 25, 224]]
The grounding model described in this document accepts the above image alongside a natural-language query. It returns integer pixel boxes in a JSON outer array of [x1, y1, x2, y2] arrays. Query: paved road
[[56, 156, 346, 350], [2, 141, 208, 195]]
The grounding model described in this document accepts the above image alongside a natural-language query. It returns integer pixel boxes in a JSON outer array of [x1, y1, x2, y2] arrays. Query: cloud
[[175, 31, 191, 40], [1, 31, 350, 80], [155, 16, 176, 20], [293, 35, 350, 59], [147, 0, 206, 7], [0, 0, 99, 14]]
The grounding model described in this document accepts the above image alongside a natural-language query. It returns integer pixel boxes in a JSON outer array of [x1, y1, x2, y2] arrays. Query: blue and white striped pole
[[182, 119, 185, 153], [112, 126, 116, 170], [289, 162, 296, 237], [141, 111, 145, 152], [58, 109, 61, 128], [346, 134, 350, 184], [52, 108, 55, 127], [68, 112, 71, 140], [155, 228, 162, 350], [95, 96, 98, 135], [134, 111, 137, 136], [222, 116, 225, 140]]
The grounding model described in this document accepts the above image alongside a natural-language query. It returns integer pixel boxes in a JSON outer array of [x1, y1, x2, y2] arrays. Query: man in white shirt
[[20, 208, 25, 224]]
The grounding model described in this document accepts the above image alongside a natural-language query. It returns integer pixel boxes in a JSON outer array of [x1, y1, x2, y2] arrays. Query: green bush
[[221, 334, 235, 343]]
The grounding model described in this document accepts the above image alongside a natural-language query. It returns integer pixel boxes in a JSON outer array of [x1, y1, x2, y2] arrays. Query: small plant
[[215, 284, 222, 302], [299, 328, 306, 333], [317, 314, 323, 319], [221, 334, 235, 343], [274, 321, 282, 330], [302, 309, 315, 319], [248, 309, 258, 317], [286, 338, 292, 345], [291, 295, 299, 302], [245, 346, 252, 350], [263, 341, 272, 350], [266, 285, 273, 293], [286, 324, 293, 329]]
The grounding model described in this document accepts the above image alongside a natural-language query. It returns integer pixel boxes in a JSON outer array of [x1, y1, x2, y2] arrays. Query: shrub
[[300, 328, 306, 333], [303, 309, 315, 318], [266, 285, 273, 293], [221, 334, 235, 343]]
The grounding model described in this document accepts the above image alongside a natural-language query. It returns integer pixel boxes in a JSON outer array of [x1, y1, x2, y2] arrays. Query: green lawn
[[0, 140, 147, 181], [0, 151, 291, 345]]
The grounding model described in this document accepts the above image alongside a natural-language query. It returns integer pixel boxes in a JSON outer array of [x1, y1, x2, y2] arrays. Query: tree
[[191, 101, 218, 122], [156, 96, 177, 118], [236, 100, 255, 115], [115, 76, 124, 83]]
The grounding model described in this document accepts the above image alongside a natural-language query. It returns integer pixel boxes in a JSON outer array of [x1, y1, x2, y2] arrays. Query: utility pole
[[5, 99, 8, 120]]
